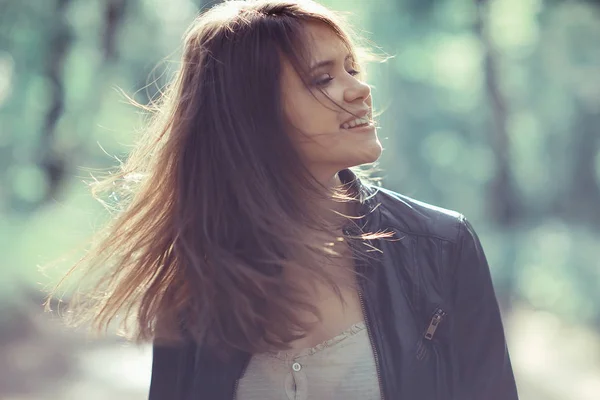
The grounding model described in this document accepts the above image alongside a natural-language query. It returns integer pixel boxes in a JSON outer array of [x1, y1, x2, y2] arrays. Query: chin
[[359, 140, 383, 163], [343, 143, 383, 169]]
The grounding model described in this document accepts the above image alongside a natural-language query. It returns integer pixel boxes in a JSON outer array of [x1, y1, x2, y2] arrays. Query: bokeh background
[[1, 0, 599, 398]]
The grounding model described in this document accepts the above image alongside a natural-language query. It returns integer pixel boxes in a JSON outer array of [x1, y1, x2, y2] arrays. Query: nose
[[343, 77, 371, 105]]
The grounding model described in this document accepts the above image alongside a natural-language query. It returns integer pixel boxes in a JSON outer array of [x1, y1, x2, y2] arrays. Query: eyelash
[[314, 69, 360, 87]]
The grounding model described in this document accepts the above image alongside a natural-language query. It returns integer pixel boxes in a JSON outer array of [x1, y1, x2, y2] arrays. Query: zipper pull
[[424, 308, 446, 340]]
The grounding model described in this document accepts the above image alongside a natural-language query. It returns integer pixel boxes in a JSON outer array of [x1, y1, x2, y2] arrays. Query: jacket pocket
[[416, 307, 447, 361]]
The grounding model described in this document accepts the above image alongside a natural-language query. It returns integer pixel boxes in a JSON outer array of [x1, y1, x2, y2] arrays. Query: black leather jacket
[[149, 173, 519, 400]]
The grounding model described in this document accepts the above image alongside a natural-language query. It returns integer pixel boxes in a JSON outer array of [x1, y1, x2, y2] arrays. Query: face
[[280, 22, 382, 184]]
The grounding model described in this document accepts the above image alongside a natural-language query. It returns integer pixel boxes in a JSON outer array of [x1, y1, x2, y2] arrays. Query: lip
[[340, 109, 371, 127], [342, 122, 376, 133]]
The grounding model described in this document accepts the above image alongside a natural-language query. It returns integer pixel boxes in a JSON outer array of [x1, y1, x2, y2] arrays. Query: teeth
[[342, 117, 370, 129]]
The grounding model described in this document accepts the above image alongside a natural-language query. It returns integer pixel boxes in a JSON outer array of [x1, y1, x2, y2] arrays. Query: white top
[[235, 321, 381, 400]]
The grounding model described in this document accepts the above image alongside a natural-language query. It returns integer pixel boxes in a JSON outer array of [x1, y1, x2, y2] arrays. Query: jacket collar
[[338, 168, 381, 233]]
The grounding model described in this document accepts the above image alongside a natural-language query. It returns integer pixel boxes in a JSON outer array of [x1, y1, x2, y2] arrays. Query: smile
[[341, 117, 371, 129]]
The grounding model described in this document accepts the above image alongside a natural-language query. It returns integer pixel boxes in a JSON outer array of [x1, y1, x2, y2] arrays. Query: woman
[[51, 0, 519, 399]]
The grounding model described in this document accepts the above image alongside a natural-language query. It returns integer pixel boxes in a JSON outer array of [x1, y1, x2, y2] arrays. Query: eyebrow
[[309, 54, 353, 71]]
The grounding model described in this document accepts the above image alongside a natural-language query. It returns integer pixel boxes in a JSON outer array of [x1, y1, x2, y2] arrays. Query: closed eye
[[313, 69, 361, 87], [314, 74, 334, 86]]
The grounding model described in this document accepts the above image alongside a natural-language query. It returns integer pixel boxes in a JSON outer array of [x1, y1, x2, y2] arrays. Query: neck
[[310, 169, 357, 229]]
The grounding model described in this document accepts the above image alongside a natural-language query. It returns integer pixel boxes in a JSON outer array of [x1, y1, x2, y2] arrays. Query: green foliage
[[0, 0, 599, 328]]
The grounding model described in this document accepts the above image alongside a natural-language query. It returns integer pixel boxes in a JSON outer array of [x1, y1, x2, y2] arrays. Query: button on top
[[292, 362, 302, 372]]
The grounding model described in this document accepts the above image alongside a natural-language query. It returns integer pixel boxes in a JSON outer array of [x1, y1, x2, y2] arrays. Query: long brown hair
[[47, 0, 385, 356]]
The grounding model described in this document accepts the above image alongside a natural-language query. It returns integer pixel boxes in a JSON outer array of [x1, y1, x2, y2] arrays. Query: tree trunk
[[38, 0, 74, 206], [565, 99, 600, 226], [474, 0, 521, 227], [103, 0, 128, 62], [474, 0, 521, 311]]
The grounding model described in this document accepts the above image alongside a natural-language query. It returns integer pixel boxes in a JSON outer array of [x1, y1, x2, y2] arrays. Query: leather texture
[[148, 170, 519, 400]]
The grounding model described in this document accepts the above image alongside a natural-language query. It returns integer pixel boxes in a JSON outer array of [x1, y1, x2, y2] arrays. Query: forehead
[[302, 22, 351, 61]]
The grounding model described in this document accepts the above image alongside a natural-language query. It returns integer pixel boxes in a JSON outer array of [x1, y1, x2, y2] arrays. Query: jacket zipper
[[358, 285, 385, 400], [416, 307, 447, 360], [424, 307, 446, 340], [345, 225, 385, 400]]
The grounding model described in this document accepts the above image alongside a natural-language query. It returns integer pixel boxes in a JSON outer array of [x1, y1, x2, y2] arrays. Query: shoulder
[[368, 184, 465, 244]]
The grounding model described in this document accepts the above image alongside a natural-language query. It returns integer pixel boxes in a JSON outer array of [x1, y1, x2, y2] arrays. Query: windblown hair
[[47, 0, 384, 357]]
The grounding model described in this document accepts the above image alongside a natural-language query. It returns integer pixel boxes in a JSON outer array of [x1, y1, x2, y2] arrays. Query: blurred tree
[[565, 100, 600, 224], [474, 0, 521, 227], [103, 0, 128, 62], [38, 0, 73, 207], [400, 0, 436, 17]]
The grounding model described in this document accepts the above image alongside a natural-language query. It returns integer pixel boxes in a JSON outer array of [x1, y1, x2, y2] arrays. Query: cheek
[[287, 96, 338, 134], [285, 94, 309, 128]]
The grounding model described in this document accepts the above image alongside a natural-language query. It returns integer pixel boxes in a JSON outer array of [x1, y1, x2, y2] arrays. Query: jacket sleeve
[[452, 215, 519, 400]]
